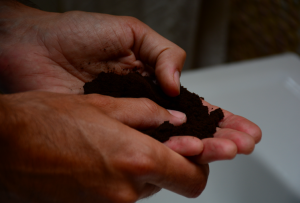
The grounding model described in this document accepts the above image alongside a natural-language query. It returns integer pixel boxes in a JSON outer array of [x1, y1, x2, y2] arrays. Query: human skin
[[0, 1, 183, 96], [0, 1, 262, 202], [0, 91, 209, 203]]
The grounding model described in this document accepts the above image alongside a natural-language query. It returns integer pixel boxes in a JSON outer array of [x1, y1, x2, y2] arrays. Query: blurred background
[[30, 0, 300, 70]]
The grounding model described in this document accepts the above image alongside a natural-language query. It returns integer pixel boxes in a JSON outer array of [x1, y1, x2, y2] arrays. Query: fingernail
[[173, 71, 180, 93], [168, 110, 186, 121]]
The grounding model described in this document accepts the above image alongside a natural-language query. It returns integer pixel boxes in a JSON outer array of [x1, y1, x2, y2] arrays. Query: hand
[[0, 2, 262, 163], [165, 99, 262, 163], [0, 2, 183, 96], [0, 91, 208, 203]]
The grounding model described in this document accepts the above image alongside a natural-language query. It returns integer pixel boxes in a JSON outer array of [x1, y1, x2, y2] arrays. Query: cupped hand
[[0, 2, 183, 96], [0, 2, 262, 164], [78, 91, 261, 163], [164, 99, 262, 163], [0, 92, 208, 203], [106, 95, 262, 163]]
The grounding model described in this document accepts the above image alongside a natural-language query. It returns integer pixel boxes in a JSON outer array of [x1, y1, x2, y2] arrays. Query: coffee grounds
[[84, 72, 224, 142]]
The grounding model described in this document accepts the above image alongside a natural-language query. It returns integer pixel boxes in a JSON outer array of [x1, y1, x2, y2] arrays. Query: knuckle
[[123, 16, 140, 23], [140, 98, 160, 116], [95, 183, 138, 203], [116, 148, 156, 177], [188, 180, 208, 198], [179, 47, 187, 60], [185, 165, 209, 198], [110, 188, 139, 203], [132, 154, 156, 176], [86, 94, 114, 108], [129, 154, 156, 177], [85, 93, 101, 102], [61, 10, 86, 20], [226, 144, 238, 160], [123, 16, 146, 28]]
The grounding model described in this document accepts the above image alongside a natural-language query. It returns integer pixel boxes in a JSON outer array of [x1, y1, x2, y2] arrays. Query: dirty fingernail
[[168, 110, 186, 121]]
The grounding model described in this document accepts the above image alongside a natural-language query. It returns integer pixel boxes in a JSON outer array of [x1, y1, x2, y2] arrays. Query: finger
[[149, 145, 209, 198], [219, 113, 262, 144], [164, 127, 254, 157], [190, 138, 237, 164], [113, 122, 209, 198], [86, 94, 186, 129], [154, 49, 185, 97], [214, 128, 255, 155], [129, 19, 185, 97], [202, 100, 262, 143], [163, 136, 204, 156], [91, 112, 209, 199]]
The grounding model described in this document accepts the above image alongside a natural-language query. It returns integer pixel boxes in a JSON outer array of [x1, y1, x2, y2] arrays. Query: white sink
[[139, 53, 300, 203]]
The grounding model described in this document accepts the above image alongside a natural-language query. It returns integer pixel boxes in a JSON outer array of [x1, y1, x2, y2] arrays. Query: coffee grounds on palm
[[84, 72, 224, 142]]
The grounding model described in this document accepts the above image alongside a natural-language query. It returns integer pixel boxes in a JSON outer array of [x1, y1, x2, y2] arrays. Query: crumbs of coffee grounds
[[84, 72, 224, 142]]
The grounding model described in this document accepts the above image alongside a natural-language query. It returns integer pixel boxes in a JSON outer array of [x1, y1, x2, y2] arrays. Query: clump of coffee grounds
[[84, 72, 224, 142]]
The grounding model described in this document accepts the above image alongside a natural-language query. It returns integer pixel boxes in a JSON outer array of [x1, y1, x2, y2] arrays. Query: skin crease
[[0, 1, 262, 203]]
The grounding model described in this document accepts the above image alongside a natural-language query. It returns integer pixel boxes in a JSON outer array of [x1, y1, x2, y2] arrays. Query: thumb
[[127, 17, 185, 96]]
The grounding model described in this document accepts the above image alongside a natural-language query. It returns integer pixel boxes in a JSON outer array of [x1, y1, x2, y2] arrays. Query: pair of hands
[[0, 2, 261, 203]]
